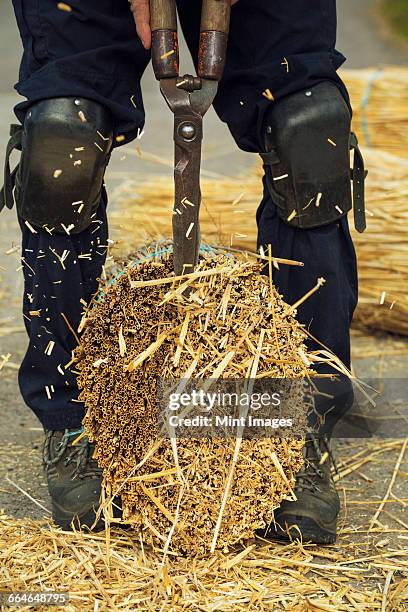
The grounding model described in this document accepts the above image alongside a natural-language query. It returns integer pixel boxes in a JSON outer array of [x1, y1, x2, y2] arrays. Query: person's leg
[[12, 0, 149, 143], [6, 0, 151, 529], [177, 0, 360, 543], [256, 186, 358, 371], [178, 0, 358, 387], [256, 185, 358, 434], [10, 0, 150, 430], [18, 193, 109, 430], [177, 0, 349, 151]]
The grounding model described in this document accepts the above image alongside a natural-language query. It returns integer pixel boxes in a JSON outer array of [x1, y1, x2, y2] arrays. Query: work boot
[[43, 428, 103, 531], [262, 435, 340, 544]]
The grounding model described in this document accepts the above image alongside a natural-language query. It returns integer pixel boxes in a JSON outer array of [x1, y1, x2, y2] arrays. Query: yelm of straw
[[75, 250, 316, 554]]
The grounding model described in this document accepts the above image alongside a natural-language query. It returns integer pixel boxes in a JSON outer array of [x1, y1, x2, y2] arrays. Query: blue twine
[[360, 68, 382, 147], [95, 243, 223, 304], [65, 427, 85, 437]]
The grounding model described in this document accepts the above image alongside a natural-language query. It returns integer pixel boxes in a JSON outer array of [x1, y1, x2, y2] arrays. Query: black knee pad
[[260, 82, 366, 232], [16, 98, 113, 234]]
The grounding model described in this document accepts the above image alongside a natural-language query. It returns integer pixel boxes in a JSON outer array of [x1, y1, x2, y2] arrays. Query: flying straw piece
[[262, 89, 274, 101], [45, 341, 55, 356], [57, 2, 72, 11], [185, 223, 194, 238], [24, 221, 37, 234], [161, 50, 175, 60], [281, 57, 289, 73], [97, 131, 110, 142]]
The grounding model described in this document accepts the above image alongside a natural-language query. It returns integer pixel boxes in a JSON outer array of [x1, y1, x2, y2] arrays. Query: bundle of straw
[[351, 148, 408, 335], [340, 67, 408, 157], [110, 148, 408, 336], [109, 173, 260, 259], [75, 248, 325, 554]]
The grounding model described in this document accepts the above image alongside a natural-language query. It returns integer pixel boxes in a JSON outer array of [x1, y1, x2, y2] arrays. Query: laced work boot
[[43, 428, 103, 531], [263, 435, 340, 544]]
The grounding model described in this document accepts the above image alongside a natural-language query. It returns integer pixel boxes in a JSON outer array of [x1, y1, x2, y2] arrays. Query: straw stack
[[110, 175, 260, 254], [110, 147, 408, 336], [75, 248, 317, 554], [340, 67, 408, 157], [351, 148, 408, 335]]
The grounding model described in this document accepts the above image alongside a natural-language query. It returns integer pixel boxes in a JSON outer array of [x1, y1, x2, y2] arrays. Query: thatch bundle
[[351, 148, 408, 335], [110, 175, 260, 254], [110, 148, 408, 336], [75, 249, 317, 554], [339, 67, 408, 157]]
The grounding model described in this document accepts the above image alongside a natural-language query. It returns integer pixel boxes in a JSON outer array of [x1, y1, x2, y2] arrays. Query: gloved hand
[[130, 0, 239, 50]]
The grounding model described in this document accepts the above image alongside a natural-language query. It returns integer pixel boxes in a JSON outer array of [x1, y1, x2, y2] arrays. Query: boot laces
[[43, 429, 101, 479], [296, 434, 337, 493]]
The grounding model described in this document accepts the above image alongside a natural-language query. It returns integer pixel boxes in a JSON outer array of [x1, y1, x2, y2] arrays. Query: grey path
[[0, 1, 407, 528], [337, 0, 408, 68]]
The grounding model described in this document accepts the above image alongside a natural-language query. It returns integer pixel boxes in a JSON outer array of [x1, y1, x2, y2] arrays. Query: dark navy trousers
[[11, 0, 358, 430]]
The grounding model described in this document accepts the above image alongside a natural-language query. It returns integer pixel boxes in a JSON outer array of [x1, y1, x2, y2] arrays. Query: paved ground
[[0, 0, 407, 551]]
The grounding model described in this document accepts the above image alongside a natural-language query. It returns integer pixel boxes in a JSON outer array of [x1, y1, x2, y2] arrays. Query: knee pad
[[260, 82, 366, 233], [16, 98, 113, 234]]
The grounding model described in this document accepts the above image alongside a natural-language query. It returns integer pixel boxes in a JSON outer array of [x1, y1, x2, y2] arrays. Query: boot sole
[[52, 501, 104, 532], [265, 513, 337, 544]]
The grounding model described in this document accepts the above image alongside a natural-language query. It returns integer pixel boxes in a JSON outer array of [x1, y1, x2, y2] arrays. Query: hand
[[130, 0, 239, 50]]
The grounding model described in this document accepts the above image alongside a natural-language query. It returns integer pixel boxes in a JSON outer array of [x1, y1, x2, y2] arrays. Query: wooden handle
[[149, 0, 177, 32], [200, 0, 231, 34], [199, 0, 231, 80], [150, 0, 179, 79]]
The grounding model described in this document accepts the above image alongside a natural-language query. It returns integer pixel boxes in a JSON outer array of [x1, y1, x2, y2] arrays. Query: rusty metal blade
[[172, 112, 203, 276], [159, 79, 218, 275]]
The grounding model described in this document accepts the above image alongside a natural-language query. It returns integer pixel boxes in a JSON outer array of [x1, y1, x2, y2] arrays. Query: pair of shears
[[150, 0, 231, 274]]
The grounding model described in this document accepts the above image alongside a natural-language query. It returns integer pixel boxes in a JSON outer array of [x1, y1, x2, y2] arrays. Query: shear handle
[[199, 0, 231, 80], [150, 0, 179, 79]]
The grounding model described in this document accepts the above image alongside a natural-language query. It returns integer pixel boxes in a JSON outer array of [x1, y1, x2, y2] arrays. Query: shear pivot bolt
[[180, 123, 196, 140]]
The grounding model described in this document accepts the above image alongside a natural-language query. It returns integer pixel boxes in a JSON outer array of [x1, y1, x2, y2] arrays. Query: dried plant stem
[[368, 439, 408, 531]]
